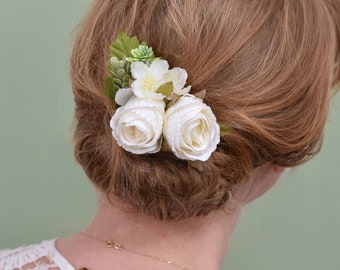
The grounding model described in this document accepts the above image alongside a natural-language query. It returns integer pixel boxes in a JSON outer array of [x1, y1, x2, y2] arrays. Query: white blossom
[[164, 67, 191, 97], [130, 60, 169, 100]]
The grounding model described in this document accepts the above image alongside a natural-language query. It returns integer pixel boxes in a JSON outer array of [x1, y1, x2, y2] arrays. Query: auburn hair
[[70, 0, 340, 220]]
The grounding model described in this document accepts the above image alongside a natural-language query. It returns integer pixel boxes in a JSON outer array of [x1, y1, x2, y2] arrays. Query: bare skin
[[56, 164, 284, 270]]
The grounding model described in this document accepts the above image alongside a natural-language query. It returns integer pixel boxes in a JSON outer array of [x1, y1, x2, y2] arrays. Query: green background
[[0, 1, 339, 269]]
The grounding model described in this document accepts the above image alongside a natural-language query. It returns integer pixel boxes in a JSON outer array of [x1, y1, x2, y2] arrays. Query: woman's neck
[[79, 196, 242, 270], [56, 165, 282, 270]]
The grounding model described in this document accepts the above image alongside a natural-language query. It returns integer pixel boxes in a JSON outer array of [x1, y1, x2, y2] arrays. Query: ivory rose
[[110, 96, 165, 154], [164, 95, 220, 161]]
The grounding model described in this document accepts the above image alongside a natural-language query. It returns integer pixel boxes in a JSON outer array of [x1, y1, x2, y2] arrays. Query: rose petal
[[115, 88, 134, 106]]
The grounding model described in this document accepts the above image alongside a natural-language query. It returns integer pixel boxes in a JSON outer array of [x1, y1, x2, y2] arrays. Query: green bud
[[122, 74, 130, 83], [125, 62, 131, 73], [126, 45, 158, 65], [112, 83, 121, 92], [116, 69, 126, 78], [122, 82, 130, 88], [112, 78, 122, 86]]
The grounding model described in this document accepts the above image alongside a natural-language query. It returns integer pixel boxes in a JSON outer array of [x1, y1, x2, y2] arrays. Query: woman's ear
[[234, 164, 285, 206]]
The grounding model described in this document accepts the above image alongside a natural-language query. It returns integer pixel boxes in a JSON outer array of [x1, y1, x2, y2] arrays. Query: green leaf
[[107, 59, 113, 71], [109, 30, 142, 60], [156, 82, 174, 98], [102, 76, 116, 100], [219, 123, 230, 136], [161, 141, 170, 152], [194, 89, 206, 100], [104, 31, 148, 102]]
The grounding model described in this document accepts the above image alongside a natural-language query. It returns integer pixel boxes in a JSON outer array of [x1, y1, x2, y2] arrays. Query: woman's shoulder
[[0, 239, 74, 270]]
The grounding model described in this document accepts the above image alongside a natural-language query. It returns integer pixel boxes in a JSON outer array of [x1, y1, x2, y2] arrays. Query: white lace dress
[[0, 239, 74, 270]]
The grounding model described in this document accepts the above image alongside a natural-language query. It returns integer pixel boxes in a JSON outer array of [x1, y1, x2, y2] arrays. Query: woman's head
[[70, 0, 340, 220]]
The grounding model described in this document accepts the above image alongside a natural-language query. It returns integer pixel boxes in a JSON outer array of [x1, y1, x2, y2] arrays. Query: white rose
[[164, 95, 220, 161], [110, 96, 165, 154]]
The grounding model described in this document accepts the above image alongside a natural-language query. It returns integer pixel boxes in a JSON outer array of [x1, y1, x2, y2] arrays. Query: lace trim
[[0, 239, 74, 270]]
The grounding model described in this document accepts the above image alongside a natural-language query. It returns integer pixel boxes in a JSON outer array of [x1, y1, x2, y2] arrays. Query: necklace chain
[[79, 232, 189, 270]]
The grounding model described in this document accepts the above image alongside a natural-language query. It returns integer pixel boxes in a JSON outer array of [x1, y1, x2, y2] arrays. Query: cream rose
[[110, 96, 165, 154], [164, 95, 220, 161]]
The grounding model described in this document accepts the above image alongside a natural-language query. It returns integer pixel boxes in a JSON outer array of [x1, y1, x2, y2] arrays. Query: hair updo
[[70, 0, 340, 220]]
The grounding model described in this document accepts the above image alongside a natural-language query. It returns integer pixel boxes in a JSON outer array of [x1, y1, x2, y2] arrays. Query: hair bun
[[71, 0, 340, 220]]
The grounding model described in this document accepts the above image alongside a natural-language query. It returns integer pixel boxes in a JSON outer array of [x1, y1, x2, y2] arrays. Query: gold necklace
[[79, 232, 189, 270]]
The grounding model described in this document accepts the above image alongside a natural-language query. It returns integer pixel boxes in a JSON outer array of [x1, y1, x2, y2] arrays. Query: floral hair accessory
[[103, 31, 229, 161]]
